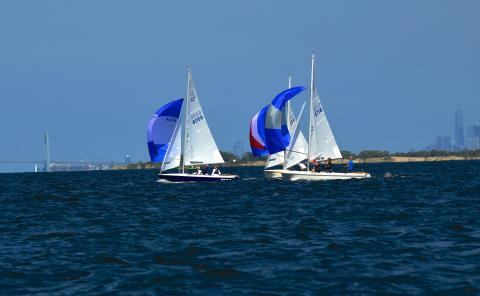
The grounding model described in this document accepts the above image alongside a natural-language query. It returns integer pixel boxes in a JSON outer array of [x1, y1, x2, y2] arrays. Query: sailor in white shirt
[[193, 166, 203, 175], [211, 166, 221, 175]]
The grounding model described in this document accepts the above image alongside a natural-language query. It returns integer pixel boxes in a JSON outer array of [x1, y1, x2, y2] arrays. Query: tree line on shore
[[128, 149, 480, 169], [220, 149, 480, 163], [345, 149, 480, 159]]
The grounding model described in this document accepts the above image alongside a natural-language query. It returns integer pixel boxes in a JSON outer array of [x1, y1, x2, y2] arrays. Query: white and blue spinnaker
[[250, 86, 306, 157], [147, 98, 184, 164]]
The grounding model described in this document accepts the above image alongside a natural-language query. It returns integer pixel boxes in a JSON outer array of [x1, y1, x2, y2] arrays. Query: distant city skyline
[[425, 107, 480, 151]]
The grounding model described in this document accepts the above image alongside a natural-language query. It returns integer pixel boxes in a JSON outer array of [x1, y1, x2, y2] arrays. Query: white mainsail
[[161, 123, 182, 172], [183, 69, 224, 166], [265, 153, 283, 168], [284, 102, 308, 168], [308, 54, 342, 161]]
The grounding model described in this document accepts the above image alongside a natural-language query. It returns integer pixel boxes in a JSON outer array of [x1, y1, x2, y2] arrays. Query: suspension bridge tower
[[44, 131, 51, 172]]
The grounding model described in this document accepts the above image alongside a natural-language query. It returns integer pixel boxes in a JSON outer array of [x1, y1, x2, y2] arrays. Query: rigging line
[[50, 134, 112, 162], [284, 149, 309, 156]]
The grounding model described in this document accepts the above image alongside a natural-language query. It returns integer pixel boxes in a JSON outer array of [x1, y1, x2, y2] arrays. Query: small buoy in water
[[384, 172, 394, 178]]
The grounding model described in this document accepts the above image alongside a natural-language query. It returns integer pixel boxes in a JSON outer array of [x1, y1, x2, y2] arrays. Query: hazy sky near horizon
[[1, 0, 479, 167]]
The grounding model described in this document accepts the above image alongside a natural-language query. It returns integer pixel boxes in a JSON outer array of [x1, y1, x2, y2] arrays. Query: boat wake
[[156, 179, 183, 184]]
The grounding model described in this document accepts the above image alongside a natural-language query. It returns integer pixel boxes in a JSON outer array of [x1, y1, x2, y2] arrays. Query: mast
[[181, 67, 190, 174], [287, 75, 292, 116], [307, 53, 314, 171], [44, 131, 50, 172], [287, 75, 292, 129], [282, 75, 292, 170]]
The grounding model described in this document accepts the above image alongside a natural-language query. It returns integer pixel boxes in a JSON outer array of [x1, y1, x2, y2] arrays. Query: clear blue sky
[[1, 1, 479, 168]]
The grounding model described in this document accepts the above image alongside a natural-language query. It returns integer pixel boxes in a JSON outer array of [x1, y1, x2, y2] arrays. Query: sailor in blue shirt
[[346, 156, 354, 173]]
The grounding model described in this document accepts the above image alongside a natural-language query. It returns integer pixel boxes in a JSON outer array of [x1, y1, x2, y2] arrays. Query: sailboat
[[280, 54, 371, 181], [264, 76, 309, 178], [147, 68, 239, 182]]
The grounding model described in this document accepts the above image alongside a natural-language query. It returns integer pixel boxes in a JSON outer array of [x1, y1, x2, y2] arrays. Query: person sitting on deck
[[346, 156, 354, 173], [310, 159, 317, 172], [298, 162, 307, 171], [325, 158, 333, 173], [311, 159, 322, 173], [211, 166, 221, 175], [192, 166, 203, 175], [206, 164, 213, 175]]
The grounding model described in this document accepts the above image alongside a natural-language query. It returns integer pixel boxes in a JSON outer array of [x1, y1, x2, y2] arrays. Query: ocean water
[[0, 161, 479, 295]]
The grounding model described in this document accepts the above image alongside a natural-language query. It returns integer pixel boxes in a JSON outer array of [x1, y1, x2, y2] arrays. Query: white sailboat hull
[[281, 170, 371, 181], [158, 173, 239, 182], [264, 169, 284, 179]]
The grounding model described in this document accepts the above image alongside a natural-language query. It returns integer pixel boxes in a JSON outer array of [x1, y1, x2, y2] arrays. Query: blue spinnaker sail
[[265, 86, 306, 155], [250, 86, 305, 156], [147, 98, 184, 163]]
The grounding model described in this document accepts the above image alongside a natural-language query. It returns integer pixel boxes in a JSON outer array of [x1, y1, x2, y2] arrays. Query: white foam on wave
[[156, 179, 184, 184]]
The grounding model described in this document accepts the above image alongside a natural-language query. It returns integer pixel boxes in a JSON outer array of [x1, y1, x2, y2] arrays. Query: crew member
[[325, 158, 333, 173], [346, 156, 354, 173], [310, 159, 318, 172], [211, 166, 221, 175], [196, 166, 203, 175], [206, 164, 213, 175], [298, 162, 307, 170]]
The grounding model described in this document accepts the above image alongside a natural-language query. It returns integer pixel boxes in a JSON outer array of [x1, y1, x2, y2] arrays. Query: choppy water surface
[[1, 161, 479, 295]]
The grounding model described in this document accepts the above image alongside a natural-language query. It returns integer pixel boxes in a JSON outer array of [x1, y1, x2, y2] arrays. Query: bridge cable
[[49, 134, 112, 162]]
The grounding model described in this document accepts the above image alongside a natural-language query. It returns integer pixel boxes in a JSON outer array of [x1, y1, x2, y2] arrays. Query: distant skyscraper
[[454, 107, 465, 150]]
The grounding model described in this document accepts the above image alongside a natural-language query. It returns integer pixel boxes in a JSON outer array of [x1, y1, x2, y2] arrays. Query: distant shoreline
[[230, 156, 480, 166], [112, 156, 480, 170], [337, 156, 480, 164]]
